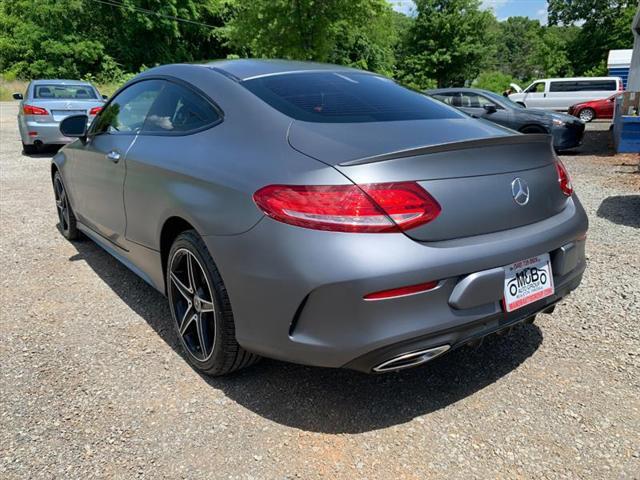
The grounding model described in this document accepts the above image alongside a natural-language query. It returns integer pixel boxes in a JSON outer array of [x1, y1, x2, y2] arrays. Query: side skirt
[[77, 222, 166, 295]]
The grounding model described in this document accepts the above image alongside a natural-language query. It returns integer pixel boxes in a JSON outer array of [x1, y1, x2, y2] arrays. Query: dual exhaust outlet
[[372, 345, 450, 373]]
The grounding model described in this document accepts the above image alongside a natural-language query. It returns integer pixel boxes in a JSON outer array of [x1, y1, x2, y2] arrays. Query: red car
[[568, 94, 617, 122]]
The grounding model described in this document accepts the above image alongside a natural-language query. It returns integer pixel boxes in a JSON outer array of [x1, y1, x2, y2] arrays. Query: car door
[[455, 92, 513, 128], [523, 81, 547, 108], [70, 79, 163, 248]]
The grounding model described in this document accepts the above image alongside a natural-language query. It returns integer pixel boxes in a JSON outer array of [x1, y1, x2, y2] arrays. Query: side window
[[92, 80, 163, 135], [142, 81, 220, 134], [526, 82, 545, 93], [432, 94, 453, 105], [462, 93, 497, 108]]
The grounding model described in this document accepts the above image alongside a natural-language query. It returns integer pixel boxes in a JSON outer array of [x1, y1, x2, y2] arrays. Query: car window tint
[[92, 80, 163, 135], [459, 93, 495, 108], [34, 84, 98, 99], [526, 82, 544, 93], [243, 72, 462, 123], [142, 81, 220, 134], [550, 80, 617, 92]]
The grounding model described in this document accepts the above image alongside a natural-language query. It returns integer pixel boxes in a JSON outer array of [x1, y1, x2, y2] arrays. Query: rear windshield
[[33, 84, 97, 99], [242, 72, 463, 123]]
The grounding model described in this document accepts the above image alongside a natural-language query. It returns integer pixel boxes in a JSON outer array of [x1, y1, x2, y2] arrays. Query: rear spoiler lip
[[338, 134, 553, 167]]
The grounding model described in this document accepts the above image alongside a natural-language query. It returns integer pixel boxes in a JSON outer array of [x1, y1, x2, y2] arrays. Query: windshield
[[34, 84, 97, 100], [483, 90, 525, 109], [242, 72, 463, 123]]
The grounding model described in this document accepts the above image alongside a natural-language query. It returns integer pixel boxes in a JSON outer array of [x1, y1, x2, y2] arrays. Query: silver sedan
[[14, 79, 105, 154]]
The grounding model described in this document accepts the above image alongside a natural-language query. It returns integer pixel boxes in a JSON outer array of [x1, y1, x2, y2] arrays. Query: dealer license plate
[[503, 254, 554, 312]]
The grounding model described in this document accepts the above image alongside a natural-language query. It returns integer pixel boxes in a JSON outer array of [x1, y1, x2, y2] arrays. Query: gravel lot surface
[[1, 101, 639, 479]]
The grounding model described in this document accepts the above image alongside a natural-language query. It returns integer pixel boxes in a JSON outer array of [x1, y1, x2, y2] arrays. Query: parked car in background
[[568, 94, 617, 122], [51, 60, 588, 376], [508, 77, 623, 111], [428, 88, 585, 150], [13, 79, 106, 154]]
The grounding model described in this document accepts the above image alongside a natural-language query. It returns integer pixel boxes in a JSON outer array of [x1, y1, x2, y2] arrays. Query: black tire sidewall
[[53, 172, 78, 240], [166, 231, 229, 373]]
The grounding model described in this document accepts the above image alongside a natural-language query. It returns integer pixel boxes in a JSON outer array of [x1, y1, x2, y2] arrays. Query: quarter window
[[142, 82, 220, 134], [92, 80, 163, 135]]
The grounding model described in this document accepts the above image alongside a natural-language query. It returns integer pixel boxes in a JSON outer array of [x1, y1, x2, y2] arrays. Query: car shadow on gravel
[[597, 195, 640, 228], [558, 127, 612, 157], [68, 239, 543, 434]]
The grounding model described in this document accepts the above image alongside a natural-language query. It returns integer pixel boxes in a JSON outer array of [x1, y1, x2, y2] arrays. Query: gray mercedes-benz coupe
[[53, 60, 588, 376]]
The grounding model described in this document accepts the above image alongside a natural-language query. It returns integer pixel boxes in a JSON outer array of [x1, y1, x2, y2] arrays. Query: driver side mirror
[[102, 94, 108, 100], [60, 114, 88, 140], [13, 93, 23, 100], [483, 104, 497, 114]]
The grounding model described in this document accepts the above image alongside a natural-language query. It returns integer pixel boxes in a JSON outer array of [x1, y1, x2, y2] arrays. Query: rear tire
[[166, 230, 260, 376], [22, 142, 38, 155], [578, 108, 595, 123], [52, 172, 79, 240]]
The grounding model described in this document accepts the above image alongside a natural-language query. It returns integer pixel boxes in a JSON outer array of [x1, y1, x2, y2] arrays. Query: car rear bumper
[[19, 118, 71, 145], [203, 195, 588, 372]]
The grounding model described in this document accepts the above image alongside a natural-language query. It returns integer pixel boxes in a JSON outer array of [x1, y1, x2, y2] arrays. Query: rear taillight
[[23, 105, 48, 115], [89, 106, 102, 115], [555, 158, 573, 196], [253, 182, 441, 233]]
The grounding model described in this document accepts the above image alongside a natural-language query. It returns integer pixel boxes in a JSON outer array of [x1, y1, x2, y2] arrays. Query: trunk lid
[[288, 120, 568, 242]]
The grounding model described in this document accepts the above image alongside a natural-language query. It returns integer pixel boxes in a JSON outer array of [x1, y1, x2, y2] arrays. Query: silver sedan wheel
[[168, 248, 216, 362]]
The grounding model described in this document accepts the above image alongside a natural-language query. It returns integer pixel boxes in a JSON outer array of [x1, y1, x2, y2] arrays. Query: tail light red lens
[[23, 105, 48, 115], [555, 159, 573, 196], [89, 106, 102, 115], [253, 181, 441, 233], [364, 280, 439, 301]]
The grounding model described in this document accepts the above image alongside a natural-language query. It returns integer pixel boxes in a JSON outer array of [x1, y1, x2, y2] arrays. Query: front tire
[[52, 172, 79, 240], [578, 108, 595, 122], [166, 230, 259, 376]]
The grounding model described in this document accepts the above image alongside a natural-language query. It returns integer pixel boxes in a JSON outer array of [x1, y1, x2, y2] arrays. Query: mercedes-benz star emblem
[[511, 177, 530, 206]]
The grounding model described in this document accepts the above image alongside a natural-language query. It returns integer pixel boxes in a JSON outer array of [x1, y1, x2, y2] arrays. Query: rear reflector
[[364, 280, 439, 301], [23, 105, 48, 115], [555, 159, 573, 196], [253, 182, 440, 233], [28, 131, 38, 137], [89, 106, 102, 115]]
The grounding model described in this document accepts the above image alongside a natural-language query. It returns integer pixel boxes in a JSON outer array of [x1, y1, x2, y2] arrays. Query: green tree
[[548, 0, 636, 74], [224, 0, 398, 74], [397, 0, 498, 89]]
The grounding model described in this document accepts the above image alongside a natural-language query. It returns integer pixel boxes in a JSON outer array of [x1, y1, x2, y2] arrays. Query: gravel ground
[[1, 101, 639, 479]]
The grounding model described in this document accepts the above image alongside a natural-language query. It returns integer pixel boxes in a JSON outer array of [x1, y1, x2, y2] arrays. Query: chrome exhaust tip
[[373, 345, 450, 373]]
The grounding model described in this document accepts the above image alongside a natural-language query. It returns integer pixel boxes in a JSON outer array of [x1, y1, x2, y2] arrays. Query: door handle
[[106, 150, 121, 163]]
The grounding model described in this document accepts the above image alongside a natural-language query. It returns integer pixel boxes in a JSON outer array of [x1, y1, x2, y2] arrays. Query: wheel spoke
[[199, 298, 214, 313], [195, 314, 208, 358], [179, 310, 197, 336], [170, 270, 192, 300], [186, 254, 198, 293]]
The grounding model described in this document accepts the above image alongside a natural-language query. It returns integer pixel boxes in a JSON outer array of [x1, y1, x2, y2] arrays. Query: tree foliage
[[0, 0, 637, 94], [396, 0, 498, 88], [225, 0, 398, 75]]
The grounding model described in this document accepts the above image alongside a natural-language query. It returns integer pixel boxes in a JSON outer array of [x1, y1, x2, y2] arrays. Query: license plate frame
[[503, 254, 554, 313]]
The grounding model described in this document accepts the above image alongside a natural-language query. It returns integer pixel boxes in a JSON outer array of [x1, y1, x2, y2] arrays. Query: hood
[[287, 118, 512, 165], [510, 83, 523, 93]]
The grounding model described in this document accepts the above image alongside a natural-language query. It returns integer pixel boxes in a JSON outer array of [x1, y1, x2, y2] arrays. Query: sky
[[390, 0, 549, 24]]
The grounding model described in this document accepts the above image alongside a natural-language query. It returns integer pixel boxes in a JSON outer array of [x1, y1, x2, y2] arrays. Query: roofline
[[240, 69, 381, 81]]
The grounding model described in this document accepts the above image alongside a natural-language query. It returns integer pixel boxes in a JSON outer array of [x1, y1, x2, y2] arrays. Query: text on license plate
[[503, 254, 554, 312]]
